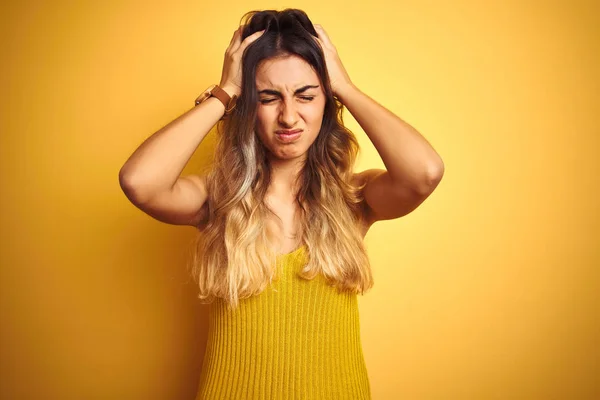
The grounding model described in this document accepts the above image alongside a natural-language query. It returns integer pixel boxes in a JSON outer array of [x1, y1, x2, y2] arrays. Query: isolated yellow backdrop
[[1, 1, 598, 399]]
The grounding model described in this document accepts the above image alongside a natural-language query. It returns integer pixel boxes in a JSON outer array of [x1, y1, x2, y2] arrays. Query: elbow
[[420, 161, 444, 194], [119, 166, 134, 191], [430, 161, 445, 181], [119, 168, 145, 203]]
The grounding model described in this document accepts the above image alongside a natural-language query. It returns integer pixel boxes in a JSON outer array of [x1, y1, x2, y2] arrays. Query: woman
[[119, 8, 444, 400]]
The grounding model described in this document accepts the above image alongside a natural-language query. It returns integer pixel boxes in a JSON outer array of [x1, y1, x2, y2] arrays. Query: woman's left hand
[[313, 24, 354, 98]]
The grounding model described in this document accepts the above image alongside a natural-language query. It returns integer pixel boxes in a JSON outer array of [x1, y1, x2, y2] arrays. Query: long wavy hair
[[188, 8, 374, 309]]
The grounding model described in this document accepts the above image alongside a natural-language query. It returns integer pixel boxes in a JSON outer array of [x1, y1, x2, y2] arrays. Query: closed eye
[[260, 96, 315, 104]]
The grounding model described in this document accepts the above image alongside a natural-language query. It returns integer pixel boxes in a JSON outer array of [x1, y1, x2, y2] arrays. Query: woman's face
[[255, 54, 326, 161]]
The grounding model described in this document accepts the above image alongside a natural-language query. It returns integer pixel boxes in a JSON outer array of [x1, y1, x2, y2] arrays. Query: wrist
[[220, 83, 240, 98]]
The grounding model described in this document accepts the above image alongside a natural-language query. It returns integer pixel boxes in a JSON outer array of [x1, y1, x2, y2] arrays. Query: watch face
[[194, 84, 217, 106]]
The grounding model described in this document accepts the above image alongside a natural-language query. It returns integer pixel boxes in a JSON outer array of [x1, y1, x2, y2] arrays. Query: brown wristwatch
[[194, 84, 238, 116]]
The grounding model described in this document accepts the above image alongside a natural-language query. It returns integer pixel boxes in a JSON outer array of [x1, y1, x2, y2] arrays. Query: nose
[[278, 98, 298, 128]]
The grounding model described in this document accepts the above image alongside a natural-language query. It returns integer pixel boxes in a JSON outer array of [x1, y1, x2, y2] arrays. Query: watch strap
[[210, 85, 231, 110], [194, 84, 238, 115]]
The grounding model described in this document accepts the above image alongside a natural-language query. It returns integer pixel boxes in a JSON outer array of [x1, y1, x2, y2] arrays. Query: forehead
[[255, 55, 320, 89]]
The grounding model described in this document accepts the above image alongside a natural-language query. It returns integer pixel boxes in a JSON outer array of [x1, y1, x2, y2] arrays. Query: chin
[[269, 146, 306, 161]]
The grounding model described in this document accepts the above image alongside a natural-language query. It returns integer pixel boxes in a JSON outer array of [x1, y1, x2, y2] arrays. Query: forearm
[[119, 85, 235, 202], [337, 83, 444, 190]]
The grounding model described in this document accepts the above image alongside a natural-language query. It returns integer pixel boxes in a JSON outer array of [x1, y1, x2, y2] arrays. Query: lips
[[275, 129, 303, 143], [276, 129, 302, 135]]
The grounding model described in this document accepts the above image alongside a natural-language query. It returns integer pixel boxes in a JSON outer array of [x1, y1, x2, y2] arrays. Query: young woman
[[119, 8, 444, 400]]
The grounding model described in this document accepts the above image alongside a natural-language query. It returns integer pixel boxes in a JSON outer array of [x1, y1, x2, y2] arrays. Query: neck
[[267, 154, 305, 198]]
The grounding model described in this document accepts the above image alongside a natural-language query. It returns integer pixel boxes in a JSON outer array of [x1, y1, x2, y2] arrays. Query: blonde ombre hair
[[188, 9, 374, 309]]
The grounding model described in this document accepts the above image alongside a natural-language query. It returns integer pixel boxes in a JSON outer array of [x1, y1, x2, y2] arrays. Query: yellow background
[[1, 1, 598, 398]]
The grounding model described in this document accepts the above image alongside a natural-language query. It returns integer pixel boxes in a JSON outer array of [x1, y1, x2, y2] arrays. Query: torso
[[264, 193, 302, 255], [195, 174, 373, 251], [265, 175, 371, 255], [266, 210, 371, 255]]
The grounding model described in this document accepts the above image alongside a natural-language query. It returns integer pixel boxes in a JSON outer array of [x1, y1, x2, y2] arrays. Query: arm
[[338, 83, 445, 224], [118, 84, 236, 204], [311, 25, 444, 224], [118, 88, 233, 227], [119, 28, 265, 226]]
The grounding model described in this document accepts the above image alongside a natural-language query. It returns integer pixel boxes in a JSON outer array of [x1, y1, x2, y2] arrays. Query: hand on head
[[219, 26, 265, 96]]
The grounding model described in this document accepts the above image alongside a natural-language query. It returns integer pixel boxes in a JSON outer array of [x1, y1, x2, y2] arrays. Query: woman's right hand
[[219, 26, 266, 97]]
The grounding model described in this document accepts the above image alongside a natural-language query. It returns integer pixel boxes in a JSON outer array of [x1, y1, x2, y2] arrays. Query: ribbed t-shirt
[[195, 245, 371, 399]]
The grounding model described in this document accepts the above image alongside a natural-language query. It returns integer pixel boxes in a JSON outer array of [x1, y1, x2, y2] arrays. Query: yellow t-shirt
[[195, 245, 371, 399]]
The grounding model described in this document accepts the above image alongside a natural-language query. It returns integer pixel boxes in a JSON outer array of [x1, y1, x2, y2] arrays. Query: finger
[[234, 26, 244, 44], [314, 24, 332, 47], [229, 26, 247, 53], [237, 29, 266, 51], [313, 35, 325, 51], [228, 26, 241, 47]]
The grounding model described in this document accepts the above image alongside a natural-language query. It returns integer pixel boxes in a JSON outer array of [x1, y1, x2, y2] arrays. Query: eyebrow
[[257, 85, 320, 96]]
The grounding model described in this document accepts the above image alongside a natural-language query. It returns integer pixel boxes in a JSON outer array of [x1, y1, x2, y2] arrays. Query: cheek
[[310, 107, 324, 120], [255, 108, 272, 129], [307, 106, 325, 127]]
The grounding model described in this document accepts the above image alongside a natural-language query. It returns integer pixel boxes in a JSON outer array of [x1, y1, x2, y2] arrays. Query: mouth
[[275, 129, 303, 143]]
